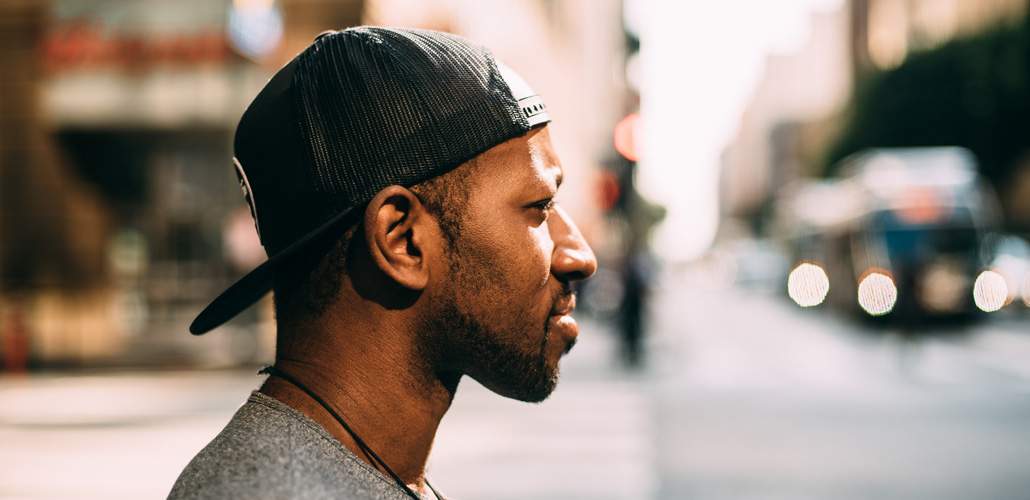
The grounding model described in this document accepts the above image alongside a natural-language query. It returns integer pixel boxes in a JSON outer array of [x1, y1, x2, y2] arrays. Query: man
[[169, 27, 597, 500]]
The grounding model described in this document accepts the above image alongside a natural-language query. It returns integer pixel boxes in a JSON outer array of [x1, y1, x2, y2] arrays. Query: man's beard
[[421, 253, 562, 403], [433, 299, 557, 402]]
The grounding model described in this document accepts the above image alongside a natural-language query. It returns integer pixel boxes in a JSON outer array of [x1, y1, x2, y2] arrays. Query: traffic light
[[613, 112, 640, 162]]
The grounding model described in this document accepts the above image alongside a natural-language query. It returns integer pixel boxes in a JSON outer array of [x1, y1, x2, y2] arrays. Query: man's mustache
[[550, 284, 576, 316]]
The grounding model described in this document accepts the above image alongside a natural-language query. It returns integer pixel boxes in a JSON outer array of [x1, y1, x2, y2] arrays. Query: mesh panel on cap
[[292, 27, 531, 217]]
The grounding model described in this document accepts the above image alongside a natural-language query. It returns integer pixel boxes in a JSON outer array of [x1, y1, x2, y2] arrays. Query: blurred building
[[719, 0, 1028, 238], [0, 0, 364, 368], [852, 0, 1027, 76], [719, 6, 851, 234]]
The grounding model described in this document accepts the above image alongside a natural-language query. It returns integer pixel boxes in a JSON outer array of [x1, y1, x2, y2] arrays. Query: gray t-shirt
[[168, 391, 441, 500]]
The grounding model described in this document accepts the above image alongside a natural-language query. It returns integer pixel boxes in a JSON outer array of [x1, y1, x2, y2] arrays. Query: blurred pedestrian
[[169, 27, 596, 500], [619, 251, 649, 367]]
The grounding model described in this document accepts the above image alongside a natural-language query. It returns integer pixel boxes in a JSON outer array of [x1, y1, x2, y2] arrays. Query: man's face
[[427, 127, 597, 402]]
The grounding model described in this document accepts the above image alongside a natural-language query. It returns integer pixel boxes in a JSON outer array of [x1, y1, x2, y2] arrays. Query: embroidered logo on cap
[[233, 157, 262, 240], [497, 62, 550, 127]]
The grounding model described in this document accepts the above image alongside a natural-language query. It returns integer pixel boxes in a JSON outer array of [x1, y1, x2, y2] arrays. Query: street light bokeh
[[973, 269, 1009, 313], [857, 271, 897, 316], [787, 262, 830, 307]]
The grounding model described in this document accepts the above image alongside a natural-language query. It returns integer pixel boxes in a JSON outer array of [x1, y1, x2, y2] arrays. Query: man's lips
[[549, 294, 579, 347]]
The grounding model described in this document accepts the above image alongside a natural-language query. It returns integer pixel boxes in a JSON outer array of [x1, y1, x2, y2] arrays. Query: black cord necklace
[[259, 365, 441, 500]]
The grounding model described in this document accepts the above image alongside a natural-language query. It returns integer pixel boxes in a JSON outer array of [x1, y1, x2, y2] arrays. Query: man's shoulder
[[167, 392, 409, 500]]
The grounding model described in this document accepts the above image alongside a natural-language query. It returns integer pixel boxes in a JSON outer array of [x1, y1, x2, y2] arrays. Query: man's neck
[[259, 321, 459, 490]]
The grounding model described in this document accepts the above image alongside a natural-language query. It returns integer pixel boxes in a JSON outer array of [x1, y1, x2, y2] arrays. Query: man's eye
[[526, 198, 555, 223], [532, 199, 556, 211]]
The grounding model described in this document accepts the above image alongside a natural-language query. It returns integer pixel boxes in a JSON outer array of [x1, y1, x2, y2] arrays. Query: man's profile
[[168, 27, 596, 500]]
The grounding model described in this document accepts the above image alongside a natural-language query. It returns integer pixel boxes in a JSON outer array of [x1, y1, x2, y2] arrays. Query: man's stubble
[[419, 242, 560, 403]]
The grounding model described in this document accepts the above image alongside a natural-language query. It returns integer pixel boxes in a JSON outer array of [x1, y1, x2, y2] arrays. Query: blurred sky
[[633, 0, 844, 261]]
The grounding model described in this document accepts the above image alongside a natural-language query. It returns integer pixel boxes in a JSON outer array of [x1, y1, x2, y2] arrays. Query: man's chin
[[562, 337, 577, 355], [473, 368, 560, 403]]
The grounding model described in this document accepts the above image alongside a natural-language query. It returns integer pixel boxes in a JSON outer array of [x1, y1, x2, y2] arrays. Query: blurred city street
[[5, 271, 1030, 499], [4, 1, 1030, 498], [650, 274, 1030, 500]]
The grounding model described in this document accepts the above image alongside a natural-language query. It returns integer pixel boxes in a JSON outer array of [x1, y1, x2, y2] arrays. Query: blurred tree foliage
[[825, 14, 1030, 196]]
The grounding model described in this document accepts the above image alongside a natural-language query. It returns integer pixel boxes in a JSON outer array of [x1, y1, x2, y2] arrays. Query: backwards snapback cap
[[190, 27, 550, 335]]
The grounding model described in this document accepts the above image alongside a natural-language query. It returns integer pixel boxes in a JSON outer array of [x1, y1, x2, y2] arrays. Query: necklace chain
[[259, 365, 440, 500]]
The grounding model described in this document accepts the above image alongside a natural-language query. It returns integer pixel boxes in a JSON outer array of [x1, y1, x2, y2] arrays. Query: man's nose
[[549, 205, 598, 282]]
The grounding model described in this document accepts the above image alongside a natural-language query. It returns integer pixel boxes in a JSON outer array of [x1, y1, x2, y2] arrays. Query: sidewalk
[[0, 317, 655, 500]]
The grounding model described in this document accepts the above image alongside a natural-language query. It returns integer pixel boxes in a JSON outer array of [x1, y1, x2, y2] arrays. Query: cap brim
[[190, 205, 360, 335]]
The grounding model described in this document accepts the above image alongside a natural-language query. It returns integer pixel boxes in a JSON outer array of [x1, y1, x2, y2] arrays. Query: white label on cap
[[497, 62, 551, 127], [233, 157, 262, 239]]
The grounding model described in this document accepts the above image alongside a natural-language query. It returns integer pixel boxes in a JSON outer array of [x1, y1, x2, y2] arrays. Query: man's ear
[[363, 185, 430, 291]]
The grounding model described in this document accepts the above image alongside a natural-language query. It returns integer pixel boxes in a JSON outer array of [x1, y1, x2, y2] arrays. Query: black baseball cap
[[190, 27, 551, 335]]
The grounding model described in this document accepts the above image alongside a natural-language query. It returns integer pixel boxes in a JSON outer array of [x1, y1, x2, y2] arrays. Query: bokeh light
[[227, 0, 284, 61], [787, 262, 830, 307], [857, 271, 897, 316], [917, 260, 967, 313], [973, 270, 1008, 313], [613, 112, 640, 162]]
